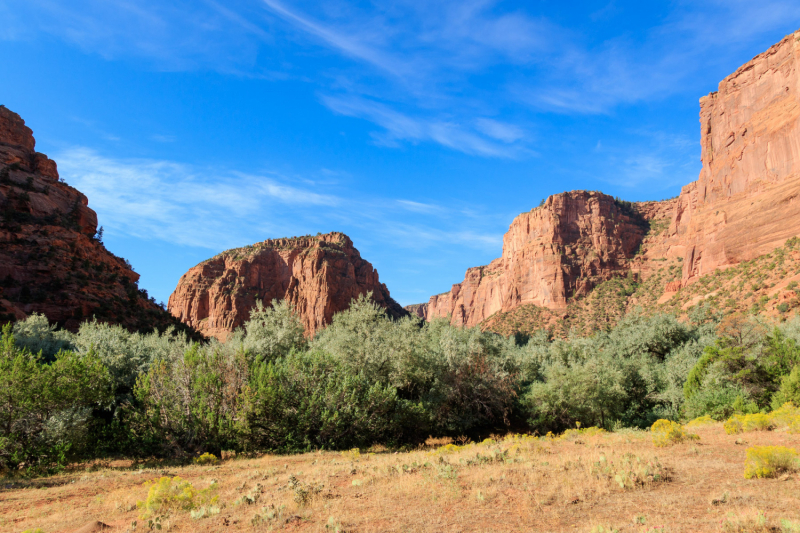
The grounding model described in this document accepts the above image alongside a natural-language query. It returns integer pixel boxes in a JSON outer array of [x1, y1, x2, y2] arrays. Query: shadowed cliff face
[[416, 30, 800, 330], [0, 106, 190, 333], [168, 232, 407, 340]]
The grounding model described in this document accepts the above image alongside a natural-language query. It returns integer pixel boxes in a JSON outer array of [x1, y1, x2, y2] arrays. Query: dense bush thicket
[[3, 294, 800, 475]]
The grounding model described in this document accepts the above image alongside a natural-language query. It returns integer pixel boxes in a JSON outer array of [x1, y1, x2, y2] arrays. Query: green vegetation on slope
[[484, 237, 800, 339]]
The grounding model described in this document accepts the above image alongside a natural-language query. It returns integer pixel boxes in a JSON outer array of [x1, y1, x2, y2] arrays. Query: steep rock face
[[425, 192, 648, 327], [404, 303, 428, 320], [668, 30, 800, 281], [424, 30, 800, 331], [168, 232, 406, 339], [0, 106, 190, 333]]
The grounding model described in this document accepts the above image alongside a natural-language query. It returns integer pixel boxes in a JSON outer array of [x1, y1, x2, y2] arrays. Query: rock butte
[[411, 30, 800, 327], [0, 106, 186, 332], [167, 233, 406, 340]]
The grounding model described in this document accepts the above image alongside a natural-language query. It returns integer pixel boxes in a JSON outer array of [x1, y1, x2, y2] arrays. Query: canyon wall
[[667, 30, 800, 282], [168, 233, 406, 339], [425, 192, 648, 327], [0, 106, 189, 333], [420, 30, 800, 328]]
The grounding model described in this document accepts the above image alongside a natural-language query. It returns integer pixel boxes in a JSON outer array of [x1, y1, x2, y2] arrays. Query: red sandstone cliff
[[664, 30, 800, 282], [424, 192, 648, 327], [419, 30, 800, 329], [168, 233, 406, 339], [0, 106, 192, 333]]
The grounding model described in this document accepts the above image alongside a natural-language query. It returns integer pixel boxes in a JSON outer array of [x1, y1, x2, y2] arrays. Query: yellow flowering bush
[[340, 448, 361, 460], [651, 419, 698, 447], [686, 415, 715, 428], [434, 443, 464, 454], [723, 416, 744, 435], [558, 427, 606, 441], [137, 476, 218, 518], [771, 402, 800, 433], [193, 452, 219, 465], [743, 446, 799, 479], [724, 413, 776, 435]]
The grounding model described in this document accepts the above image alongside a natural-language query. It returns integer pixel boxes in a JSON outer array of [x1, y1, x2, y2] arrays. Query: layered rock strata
[[0, 106, 191, 333], [168, 233, 406, 340]]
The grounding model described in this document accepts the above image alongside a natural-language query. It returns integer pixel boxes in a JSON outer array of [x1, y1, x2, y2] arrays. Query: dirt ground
[[2, 423, 799, 533]]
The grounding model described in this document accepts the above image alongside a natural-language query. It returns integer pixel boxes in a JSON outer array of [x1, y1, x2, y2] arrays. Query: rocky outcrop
[[168, 233, 406, 340], [404, 303, 428, 320], [423, 29, 800, 331], [425, 192, 649, 327], [0, 106, 193, 333]]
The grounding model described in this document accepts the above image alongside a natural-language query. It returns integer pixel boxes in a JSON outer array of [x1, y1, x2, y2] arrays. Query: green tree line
[[4, 295, 800, 475]]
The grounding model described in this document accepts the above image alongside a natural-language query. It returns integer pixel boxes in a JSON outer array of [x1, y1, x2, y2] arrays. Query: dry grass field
[[3, 423, 799, 533]]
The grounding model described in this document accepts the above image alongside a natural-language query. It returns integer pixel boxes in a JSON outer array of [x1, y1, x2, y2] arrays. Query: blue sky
[[2, 1, 800, 307]]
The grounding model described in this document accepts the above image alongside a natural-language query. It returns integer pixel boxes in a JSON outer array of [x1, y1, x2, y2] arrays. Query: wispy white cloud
[[4, 0, 271, 71], [56, 147, 338, 249], [55, 146, 505, 254], [321, 95, 526, 158], [396, 200, 445, 215], [9, 0, 800, 150], [583, 128, 699, 191], [260, 0, 407, 77], [474, 118, 525, 143]]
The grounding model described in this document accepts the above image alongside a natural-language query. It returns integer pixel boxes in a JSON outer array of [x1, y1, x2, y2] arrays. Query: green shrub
[[0, 324, 112, 474], [3, 295, 764, 465], [133, 344, 251, 456], [247, 350, 425, 451], [772, 367, 800, 410]]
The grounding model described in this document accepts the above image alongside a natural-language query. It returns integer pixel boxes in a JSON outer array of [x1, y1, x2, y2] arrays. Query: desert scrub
[[724, 413, 776, 435], [743, 446, 799, 479], [288, 475, 323, 505], [434, 443, 466, 455], [771, 402, 800, 431], [721, 510, 773, 532], [686, 415, 715, 428], [190, 505, 221, 520], [193, 452, 219, 465], [137, 476, 218, 518], [591, 452, 668, 490], [650, 419, 698, 447], [557, 426, 606, 441]]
